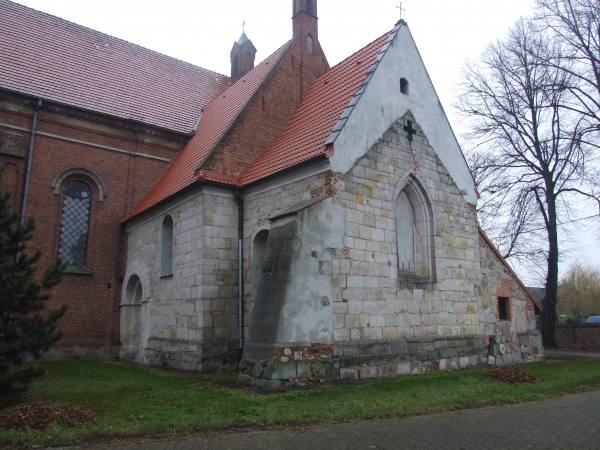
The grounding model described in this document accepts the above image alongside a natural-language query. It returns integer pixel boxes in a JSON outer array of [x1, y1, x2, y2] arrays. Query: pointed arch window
[[57, 180, 92, 266], [306, 0, 313, 15], [307, 34, 314, 55], [395, 177, 435, 283], [160, 215, 174, 277]]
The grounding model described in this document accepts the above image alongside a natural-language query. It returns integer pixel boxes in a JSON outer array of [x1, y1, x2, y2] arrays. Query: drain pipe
[[20, 99, 42, 225], [235, 189, 244, 352], [9, 99, 41, 330]]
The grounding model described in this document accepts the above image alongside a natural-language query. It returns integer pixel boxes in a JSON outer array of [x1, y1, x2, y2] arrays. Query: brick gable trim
[[478, 227, 542, 310]]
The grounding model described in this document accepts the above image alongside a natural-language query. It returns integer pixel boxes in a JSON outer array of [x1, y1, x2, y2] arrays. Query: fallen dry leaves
[[0, 402, 95, 430], [484, 366, 542, 385]]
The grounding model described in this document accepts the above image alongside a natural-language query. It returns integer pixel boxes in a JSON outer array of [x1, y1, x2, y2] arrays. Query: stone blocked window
[[395, 176, 434, 283], [57, 180, 92, 267], [160, 215, 174, 277]]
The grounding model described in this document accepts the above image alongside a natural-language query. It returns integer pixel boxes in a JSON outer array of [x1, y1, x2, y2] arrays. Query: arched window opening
[[57, 180, 92, 266], [252, 229, 270, 299], [160, 215, 174, 277], [306, 0, 313, 15], [307, 34, 314, 55], [121, 274, 142, 347], [400, 78, 409, 95], [395, 177, 434, 282]]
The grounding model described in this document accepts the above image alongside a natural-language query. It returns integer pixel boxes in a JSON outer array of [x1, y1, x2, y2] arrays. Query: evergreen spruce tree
[[0, 178, 67, 394]]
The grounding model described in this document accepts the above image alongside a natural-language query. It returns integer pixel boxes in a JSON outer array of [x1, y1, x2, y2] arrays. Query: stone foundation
[[239, 332, 544, 389], [139, 338, 239, 372], [38, 346, 122, 361]]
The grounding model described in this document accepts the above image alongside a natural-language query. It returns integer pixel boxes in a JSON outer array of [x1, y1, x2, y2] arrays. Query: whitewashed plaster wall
[[330, 24, 477, 205]]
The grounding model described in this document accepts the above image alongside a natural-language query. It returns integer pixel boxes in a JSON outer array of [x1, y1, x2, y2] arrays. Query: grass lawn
[[2, 358, 600, 448]]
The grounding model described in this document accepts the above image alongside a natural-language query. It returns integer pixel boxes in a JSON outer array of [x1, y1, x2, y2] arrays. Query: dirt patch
[[484, 366, 542, 385], [0, 402, 95, 430]]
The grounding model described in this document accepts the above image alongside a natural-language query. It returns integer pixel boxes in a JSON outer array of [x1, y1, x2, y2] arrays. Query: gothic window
[[306, 0, 313, 15], [307, 34, 314, 55], [400, 78, 409, 95], [395, 177, 434, 281], [160, 215, 174, 277], [294, 0, 300, 15], [57, 180, 92, 266], [396, 191, 414, 271]]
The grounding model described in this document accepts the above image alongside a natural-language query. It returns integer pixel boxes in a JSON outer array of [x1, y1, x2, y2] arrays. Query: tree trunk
[[542, 190, 559, 347]]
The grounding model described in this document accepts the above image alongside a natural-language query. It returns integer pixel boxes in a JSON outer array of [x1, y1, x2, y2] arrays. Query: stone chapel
[[0, 0, 543, 386]]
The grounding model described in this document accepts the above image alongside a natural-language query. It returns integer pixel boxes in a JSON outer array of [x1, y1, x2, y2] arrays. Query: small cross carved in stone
[[404, 120, 417, 141]]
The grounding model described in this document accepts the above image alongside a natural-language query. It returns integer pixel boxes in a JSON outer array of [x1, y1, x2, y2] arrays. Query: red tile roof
[[0, 0, 230, 133], [240, 32, 390, 185], [126, 41, 292, 219]]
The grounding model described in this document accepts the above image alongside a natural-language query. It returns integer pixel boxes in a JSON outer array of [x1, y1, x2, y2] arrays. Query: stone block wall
[[240, 333, 543, 388], [239, 114, 543, 386], [123, 187, 240, 370], [327, 116, 482, 341]]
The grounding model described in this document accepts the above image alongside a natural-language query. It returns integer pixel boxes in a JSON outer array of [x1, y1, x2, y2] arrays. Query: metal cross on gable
[[242, 20, 246, 33], [404, 120, 417, 141], [396, 2, 405, 20]]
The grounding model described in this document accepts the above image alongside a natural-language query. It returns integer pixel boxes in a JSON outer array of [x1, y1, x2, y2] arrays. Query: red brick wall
[[0, 97, 184, 349], [202, 32, 329, 177], [556, 324, 600, 346]]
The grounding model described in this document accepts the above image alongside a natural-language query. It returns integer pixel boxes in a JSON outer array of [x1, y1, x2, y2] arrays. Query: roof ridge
[[2, 0, 231, 80], [320, 30, 392, 77]]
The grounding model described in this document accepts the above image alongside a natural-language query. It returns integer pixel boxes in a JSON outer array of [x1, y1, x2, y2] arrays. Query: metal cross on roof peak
[[396, 2, 405, 20], [242, 20, 246, 33]]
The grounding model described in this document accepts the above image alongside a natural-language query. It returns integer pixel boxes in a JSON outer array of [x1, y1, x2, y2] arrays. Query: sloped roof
[[240, 32, 391, 185], [479, 228, 542, 310], [126, 41, 292, 219], [0, 0, 231, 133]]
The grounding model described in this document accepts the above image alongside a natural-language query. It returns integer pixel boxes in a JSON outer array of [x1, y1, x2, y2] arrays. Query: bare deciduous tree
[[536, 0, 600, 129], [456, 17, 599, 346]]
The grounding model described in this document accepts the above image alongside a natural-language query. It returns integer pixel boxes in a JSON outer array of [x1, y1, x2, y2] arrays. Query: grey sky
[[11, 0, 599, 282]]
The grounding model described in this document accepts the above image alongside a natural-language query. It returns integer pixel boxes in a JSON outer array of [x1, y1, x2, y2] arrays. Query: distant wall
[[555, 323, 600, 346]]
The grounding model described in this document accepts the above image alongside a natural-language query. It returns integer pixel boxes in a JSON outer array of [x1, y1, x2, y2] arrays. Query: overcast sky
[[12, 0, 600, 283]]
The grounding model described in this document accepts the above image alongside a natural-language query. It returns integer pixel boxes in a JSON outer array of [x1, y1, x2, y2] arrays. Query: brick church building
[[1, 0, 542, 384]]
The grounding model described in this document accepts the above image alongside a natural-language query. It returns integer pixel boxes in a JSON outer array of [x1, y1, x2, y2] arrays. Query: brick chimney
[[230, 33, 257, 80]]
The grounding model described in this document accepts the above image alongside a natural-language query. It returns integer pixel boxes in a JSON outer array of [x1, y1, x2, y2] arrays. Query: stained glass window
[[57, 180, 92, 266]]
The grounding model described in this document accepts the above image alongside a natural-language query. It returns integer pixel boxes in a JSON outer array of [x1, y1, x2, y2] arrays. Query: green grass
[[2, 359, 600, 448]]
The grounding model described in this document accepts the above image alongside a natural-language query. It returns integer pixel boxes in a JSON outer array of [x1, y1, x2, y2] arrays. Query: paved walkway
[[87, 390, 600, 450]]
